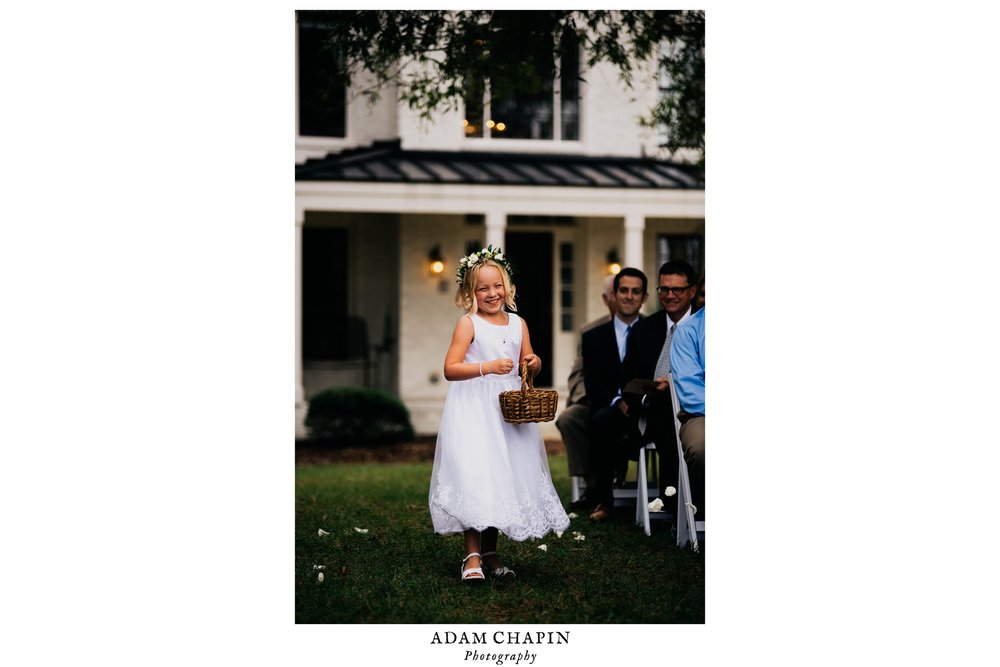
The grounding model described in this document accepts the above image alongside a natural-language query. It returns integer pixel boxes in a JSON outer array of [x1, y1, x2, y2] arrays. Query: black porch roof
[[296, 140, 701, 189]]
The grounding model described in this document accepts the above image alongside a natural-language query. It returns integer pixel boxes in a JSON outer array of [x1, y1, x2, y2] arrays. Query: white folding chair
[[570, 476, 585, 503], [669, 374, 704, 551]]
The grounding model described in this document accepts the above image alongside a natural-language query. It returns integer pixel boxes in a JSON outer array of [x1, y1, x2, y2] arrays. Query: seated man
[[670, 306, 705, 520], [581, 268, 649, 521], [621, 260, 698, 504], [555, 276, 616, 510]]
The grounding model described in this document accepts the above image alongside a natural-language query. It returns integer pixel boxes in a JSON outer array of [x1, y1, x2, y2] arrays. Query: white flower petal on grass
[[537, 544, 548, 552], [313, 565, 326, 570], [317, 529, 330, 537], [353, 527, 369, 534], [567, 512, 579, 519], [664, 486, 677, 497], [555, 530, 563, 538], [649, 498, 664, 512], [574, 534, 586, 541], [317, 572, 325, 582]]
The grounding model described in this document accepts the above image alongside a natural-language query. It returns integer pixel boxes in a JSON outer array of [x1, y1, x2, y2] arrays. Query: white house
[[294, 14, 705, 438]]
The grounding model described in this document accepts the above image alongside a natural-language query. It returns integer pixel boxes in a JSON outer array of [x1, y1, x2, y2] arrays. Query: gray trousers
[[555, 403, 592, 477], [679, 416, 705, 520]]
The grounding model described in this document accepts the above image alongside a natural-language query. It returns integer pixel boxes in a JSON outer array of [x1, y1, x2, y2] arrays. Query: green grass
[[295, 453, 704, 624]]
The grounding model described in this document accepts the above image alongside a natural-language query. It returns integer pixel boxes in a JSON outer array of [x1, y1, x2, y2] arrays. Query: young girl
[[428, 246, 570, 583]]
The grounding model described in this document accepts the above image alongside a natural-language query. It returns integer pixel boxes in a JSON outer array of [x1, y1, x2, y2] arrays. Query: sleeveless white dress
[[428, 312, 570, 540]]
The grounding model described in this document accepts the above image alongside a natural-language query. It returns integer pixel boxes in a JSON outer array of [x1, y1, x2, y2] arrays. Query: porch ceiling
[[295, 140, 702, 190]]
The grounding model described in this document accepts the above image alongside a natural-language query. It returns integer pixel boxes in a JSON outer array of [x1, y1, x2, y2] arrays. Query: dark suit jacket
[[622, 311, 678, 447], [581, 316, 640, 417]]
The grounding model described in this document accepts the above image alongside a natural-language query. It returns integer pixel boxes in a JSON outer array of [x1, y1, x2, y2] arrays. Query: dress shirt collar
[[667, 307, 692, 332]]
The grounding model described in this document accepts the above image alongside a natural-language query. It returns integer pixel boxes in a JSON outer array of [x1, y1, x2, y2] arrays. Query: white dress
[[428, 312, 570, 540]]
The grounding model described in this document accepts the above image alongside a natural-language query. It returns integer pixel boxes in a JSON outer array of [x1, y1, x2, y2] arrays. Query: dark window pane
[[562, 313, 573, 331], [559, 242, 573, 262], [560, 31, 580, 141], [298, 15, 346, 138], [560, 267, 573, 284], [463, 75, 484, 138], [561, 289, 573, 308], [491, 85, 553, 140]]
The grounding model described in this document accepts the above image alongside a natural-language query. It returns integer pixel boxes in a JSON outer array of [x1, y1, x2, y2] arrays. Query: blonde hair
[[455, 259, 517, 314]]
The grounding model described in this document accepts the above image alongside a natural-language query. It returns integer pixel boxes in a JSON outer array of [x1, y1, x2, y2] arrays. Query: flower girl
[[428, 246, 570, 582]]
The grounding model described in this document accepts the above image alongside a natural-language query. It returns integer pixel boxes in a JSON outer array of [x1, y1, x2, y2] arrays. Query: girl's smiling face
[[475, 264, 506, 315]]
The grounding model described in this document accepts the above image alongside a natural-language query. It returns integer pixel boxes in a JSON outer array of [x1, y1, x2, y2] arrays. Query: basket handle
[[520, 360, 534, 393]]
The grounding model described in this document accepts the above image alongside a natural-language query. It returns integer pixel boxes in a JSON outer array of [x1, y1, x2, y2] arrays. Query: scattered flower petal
[[312, 565, 326, 570], [664, 486, 677, 497], [567, 512, 579, 519], [353, 527, 369, 534], [537, 544, 548, 552], [554, 530, 563, 538], [574, 534, 586, 541], [649, 498, 664, 512], [317, 529, 330, 537], [317, 572, 325, 582]]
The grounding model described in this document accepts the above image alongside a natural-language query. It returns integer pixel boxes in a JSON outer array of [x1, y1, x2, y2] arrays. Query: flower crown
[[455, 244, 514, 284]]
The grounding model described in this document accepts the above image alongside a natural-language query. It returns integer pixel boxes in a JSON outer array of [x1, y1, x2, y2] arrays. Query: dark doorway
[[303, 227, 348, 360], [505, 231, 553, 387]]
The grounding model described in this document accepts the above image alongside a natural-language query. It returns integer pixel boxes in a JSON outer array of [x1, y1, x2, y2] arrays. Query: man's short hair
[[613, 267, 648, 294], [658, 259, 696, 286]]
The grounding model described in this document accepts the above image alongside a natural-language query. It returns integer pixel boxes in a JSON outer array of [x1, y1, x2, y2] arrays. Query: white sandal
[[481, 551, 516, 579], [461, 552, 485, 583]]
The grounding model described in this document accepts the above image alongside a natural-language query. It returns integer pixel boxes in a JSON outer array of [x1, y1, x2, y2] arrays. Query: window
[[656, 233, 703, 282], [559, 242, 574, 331], [297, 12, 346, 138], [463, 31, 580, 141]]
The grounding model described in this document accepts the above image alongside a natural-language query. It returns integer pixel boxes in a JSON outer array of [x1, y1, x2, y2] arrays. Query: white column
[[295, 208, 307, 439], [623, 211, 645, 270], [485, 209, 506, 250]]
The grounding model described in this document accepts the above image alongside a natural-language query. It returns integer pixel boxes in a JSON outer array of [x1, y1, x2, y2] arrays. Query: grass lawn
[[295, 453, 704, 624]]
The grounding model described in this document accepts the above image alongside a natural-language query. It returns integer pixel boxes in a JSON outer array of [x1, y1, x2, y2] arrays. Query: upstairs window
[[464, 30, 580, 141], [297, 12, 346, 138]]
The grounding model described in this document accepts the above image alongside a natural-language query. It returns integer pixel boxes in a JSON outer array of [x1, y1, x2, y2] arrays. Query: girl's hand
[[522, 354, 542, 376], [489, 358, 515, 375]]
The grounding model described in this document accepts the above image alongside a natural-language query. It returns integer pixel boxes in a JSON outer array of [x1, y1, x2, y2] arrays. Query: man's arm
[[669, 323, 705, 415]]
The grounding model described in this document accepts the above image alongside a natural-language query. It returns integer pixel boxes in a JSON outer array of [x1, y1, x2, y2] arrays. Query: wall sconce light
[[429, 245, 445, 276], [606, 248, 622, 275]]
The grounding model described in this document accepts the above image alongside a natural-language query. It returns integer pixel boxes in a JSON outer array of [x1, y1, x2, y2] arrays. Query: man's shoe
[[569, 495, 596, 511], [589, 503, 612, 522]]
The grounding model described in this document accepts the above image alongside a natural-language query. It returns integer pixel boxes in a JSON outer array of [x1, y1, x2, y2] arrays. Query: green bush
[[305, 387, 415, 445]]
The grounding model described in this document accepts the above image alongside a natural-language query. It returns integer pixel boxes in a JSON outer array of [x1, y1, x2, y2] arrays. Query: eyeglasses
[[656, 285, 692, 295]]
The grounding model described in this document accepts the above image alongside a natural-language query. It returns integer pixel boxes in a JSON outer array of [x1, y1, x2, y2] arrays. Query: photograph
[[293, 9, 706, 626]]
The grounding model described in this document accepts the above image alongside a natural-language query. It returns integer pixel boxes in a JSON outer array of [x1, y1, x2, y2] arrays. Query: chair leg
[[636, 446, 651, 536]]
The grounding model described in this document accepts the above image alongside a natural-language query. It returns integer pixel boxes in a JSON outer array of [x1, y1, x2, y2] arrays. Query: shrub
[[305, 387, 415, 445]]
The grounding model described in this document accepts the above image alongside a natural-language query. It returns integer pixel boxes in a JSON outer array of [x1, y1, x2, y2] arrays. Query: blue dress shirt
[[669, 307, 705, 415]]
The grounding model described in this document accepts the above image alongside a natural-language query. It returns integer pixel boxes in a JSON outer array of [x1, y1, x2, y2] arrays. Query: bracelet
[[479, 362, 484, 376]]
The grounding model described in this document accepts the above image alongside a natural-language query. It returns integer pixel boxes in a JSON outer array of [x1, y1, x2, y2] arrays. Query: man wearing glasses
[[622, 259, 699, 509]]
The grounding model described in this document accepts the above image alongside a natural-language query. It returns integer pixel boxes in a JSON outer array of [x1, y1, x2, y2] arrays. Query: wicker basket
[[499, 362, 559, 424]]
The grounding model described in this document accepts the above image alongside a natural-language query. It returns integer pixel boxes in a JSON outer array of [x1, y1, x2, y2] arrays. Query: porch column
[[485, 209, 506, 250], [623, 211, 645, 270], [295, 208, 307, 439]]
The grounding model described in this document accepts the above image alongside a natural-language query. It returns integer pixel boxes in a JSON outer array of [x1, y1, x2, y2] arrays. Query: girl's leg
[[480, 527, 502, 571], [463, 529, 482, 574]]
